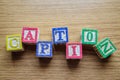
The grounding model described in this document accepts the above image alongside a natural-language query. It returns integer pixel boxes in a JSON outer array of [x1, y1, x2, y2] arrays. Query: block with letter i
[[81, 28, 98, 45], [94, 38, 117, 59], [6, 34, 24, 52], [22, 27, 39, 44], [36, 41, 53, 58], [52, 27, 69, 44], [66, 42, 82, 59]]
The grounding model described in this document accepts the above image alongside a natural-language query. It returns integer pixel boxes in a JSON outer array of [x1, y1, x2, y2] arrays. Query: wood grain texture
[[0, 0, 120, 80]]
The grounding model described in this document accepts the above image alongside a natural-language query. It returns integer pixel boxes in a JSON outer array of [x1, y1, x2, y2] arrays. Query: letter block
[[36, 41, 53, 58], [22, 27, 39, 44], [82, 28, 98, 45], [6, 34, 23, 51], [66, 42, 82, 59], [52, 27, 69, 44], [94, 38, 117, 59]]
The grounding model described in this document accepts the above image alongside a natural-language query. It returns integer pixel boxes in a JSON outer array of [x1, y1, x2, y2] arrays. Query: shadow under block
[[94, 38, 117, 59], [36, 41, 53, 58], [52, 27, 69, 44], [22, 27, 39, 44], [6, 34, 24, 52], [66, 42, 82, 59], [81, 28, 98, 45]]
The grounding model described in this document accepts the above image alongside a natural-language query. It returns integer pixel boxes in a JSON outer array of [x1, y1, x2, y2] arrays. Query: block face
[[36, 41, 52, 58], [82, 28, 98, 45], [95, 38, 117, 58], [66, 42, 82, 59], [6, 34, 23, 51], [52, 27, 68, 44], [22, 27, 39, 44]]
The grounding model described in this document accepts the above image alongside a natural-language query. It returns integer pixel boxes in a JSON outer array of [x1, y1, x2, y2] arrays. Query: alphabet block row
[[6, 27, 117, 59]]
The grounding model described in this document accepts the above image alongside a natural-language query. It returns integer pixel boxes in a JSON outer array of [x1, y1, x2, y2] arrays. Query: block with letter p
[[52, 27, 68, 44], [22, 27, 39, 44], [94, 38, 117, 59], [66, 42, 82, 59], [36, 41, 53, 58], [6, 34, 23, 51], [82, 28, 98, 45]]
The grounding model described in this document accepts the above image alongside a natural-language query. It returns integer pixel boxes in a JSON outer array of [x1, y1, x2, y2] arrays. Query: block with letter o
[[82, 28, 98, 45]]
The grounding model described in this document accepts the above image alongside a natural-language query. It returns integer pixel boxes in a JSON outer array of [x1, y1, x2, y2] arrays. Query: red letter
[[72, 46, 77, 56], [25, 31, 34, 40]]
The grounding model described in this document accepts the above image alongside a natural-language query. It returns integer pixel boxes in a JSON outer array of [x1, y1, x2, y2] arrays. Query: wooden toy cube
[[82, 28, 98, 45], [94, 38, 117, 59], [6, 34, 23, 51], [52, 27, 69, 44], [22, 27, 39, 44], [66, 42, 82, 59], [36, 41, 53, 58]]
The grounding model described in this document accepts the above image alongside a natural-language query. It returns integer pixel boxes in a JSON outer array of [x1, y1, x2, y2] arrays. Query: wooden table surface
[[0, 0, 120, 80]]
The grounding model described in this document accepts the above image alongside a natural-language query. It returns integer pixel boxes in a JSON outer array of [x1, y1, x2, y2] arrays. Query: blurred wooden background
[[0, 0, 120, 80]]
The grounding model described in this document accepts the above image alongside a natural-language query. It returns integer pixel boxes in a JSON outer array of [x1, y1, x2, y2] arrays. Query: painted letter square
[[94, 38, 117, 59], [82, 28, 98, 45], [6, 34, 23, 51], [22, 27, 39, 44], [36, 41, 53, 58], [52, 27, 68, 44], [66, 42, 82, 59]]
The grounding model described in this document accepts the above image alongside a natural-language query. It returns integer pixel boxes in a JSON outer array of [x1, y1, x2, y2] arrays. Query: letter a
[[25, 31, 34, 40]]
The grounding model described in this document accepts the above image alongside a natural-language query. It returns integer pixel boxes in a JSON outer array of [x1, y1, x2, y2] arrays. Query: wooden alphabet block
[[52, 27, 69, 44], [6, 34, 23, 51], [22, 27, 39, 44], [94, 38, 117, 59], [36, 41, 53, 58], [82, 28, 98, 45], [66, 42, 82, 59]]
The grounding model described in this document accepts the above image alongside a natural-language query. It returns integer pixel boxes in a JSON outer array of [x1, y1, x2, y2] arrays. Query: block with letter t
[[52, 27, 69, 44], [66, 42, 82, 59], [6, 34, 24, 52], [22, 27, 39, 44], [81, 28, 98, 45], [36, 41, 53, 58], [94, 38, 117, 59]]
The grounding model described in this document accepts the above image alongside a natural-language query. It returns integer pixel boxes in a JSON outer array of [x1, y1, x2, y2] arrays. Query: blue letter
[[40, 44, 49, 54], [55, 30, 65, 41]]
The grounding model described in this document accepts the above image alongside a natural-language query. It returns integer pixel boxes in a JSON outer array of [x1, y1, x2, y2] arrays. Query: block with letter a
[[22, 27, 39, 44], [6, 34, 23, 52], [66, 42, 82, 59], [36, 41, 53, 58], [52, 27, 69, 44], [94, 38, 117, 59]]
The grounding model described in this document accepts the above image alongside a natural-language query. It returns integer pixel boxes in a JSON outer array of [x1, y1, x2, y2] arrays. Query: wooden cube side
[[94, 38, 117, 59], [81, 28, 98, 45], [36, 41, 53, 58], [66, 42, 82, 59], [52, 27, 69, 44], [6, 34, 23, 52], [22, 27, 39, 44]]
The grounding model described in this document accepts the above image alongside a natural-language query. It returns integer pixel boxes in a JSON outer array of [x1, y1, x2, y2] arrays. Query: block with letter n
[[94, 38, 117, 59], [22, 27, 39, 44], [6, 34, 24, 52], [66, 42, 82, 59], [82, 28, 98, 45], [52, 27, 69, 44], [36, 41, 53, 58]]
